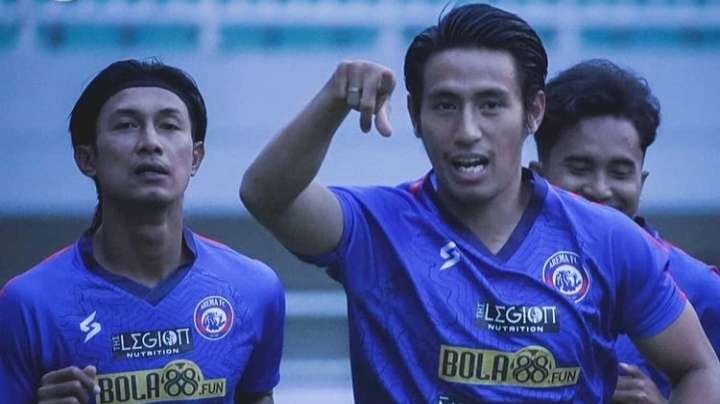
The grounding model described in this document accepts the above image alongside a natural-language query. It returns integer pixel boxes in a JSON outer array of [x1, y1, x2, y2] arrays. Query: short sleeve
[[0, 279, 41, 403], [235, 271, 285, 393], [695, 266, 720, 357], [293, 186, 372, 284], [614, 223, 685, 339], [667, 249, 720, 358]]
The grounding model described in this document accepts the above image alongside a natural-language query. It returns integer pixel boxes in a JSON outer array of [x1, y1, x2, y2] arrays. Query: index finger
[[374, 100, 393, 137], [377, 68, 396, 99], [371, 69, 396, 136]]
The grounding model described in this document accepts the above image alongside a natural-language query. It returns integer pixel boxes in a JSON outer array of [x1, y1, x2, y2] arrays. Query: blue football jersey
[[0, 228, 284, 404], [299, 169, 685, 403], [614, 217, 720, 398]]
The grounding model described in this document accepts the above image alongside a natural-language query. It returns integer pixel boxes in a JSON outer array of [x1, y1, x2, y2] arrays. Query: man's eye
[[114, 121, 136, 130], [433, 102, 457, 111], [159, 122, 181, 131], [480, 100, 501, 110], [567, 164, 591, 175], [610, 168, 633, 179]]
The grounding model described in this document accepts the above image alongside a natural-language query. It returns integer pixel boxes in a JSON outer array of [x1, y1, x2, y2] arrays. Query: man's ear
[[526, 90, 546, 135], [641, 170, 649, 187], [191, 141, 205, 176], [407, 95, 421, 138], [529, 160, 544, 176], [74, 145, 97, 178]]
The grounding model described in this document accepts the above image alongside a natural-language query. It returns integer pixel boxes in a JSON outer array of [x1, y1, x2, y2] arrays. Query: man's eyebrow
[[427, 87, 509, 98], [426, 89, 459, 99], [609, 158, 636, 167], [109, 107, 184, 117], [157, 108, 184, 116], [563, 155, 593, 164], [474, 88, 510, 98], [109, 108, 139, 117]]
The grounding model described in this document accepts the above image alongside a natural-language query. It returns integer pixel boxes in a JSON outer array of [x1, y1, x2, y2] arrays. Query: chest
[[39, 283, 254, 402]]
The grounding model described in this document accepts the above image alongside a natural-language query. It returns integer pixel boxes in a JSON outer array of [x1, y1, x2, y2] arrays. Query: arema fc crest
[[542, 251, 590, 303], [194, 296, 234, 340]]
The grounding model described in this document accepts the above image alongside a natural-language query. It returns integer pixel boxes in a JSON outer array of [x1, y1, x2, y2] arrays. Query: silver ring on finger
[[347, 86, 362, 108]]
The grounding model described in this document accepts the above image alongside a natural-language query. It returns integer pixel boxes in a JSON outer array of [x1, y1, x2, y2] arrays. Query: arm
[[240, 60, 396, 256], [634, 302, 720, 404]]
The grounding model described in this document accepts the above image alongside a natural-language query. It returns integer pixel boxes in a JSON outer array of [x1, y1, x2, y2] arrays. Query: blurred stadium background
[[1, 0, 718, 401]]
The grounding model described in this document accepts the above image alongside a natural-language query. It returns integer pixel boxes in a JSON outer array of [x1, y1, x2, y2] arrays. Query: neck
[[438, 169, 531, 254], [92, 200, 189, 288]]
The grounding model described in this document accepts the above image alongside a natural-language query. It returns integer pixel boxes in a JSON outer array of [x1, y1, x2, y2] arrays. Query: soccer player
[[532, 59, 720, 403], [0, 60, 284, 404], [240, 4, 720, 403]]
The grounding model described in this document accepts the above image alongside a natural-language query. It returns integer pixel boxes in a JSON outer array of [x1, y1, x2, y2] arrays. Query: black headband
[[100, 77, 198, 120]]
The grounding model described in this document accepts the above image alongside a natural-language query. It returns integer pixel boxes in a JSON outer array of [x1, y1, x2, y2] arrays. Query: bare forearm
[[240, 81, 349, 216], [669, 367, 720, 403], [240, 60, 395, 255]]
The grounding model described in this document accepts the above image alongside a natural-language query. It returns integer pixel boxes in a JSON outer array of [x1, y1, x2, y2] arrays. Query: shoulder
[[546, 185, 647, 242], [1, 243, 78, 307], [667, 243, 720, 300], [548, 185, 620, 222], [190, 233, 282, 294], [545, 186, 669, 273], [328, 181, 426, 217], [331, 183, 418, 204], [668, 243, 714, 275]]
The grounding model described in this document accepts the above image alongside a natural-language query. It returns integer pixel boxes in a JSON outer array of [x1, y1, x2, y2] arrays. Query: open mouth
[[451, 155, 489, 175]]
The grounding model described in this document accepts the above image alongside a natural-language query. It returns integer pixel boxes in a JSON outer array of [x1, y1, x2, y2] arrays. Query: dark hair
[[535, 59, 660, 162], [70, 58, 207, 146], [69, 59, 207, 231], [404, 3, 547, 117]]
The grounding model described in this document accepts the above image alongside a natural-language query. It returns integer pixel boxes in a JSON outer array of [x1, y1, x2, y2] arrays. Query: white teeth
[[457, 164, 486, 174], [451, 155, 488, 175]]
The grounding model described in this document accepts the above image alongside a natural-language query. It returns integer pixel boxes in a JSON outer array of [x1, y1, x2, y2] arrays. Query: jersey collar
[[77, 227, 197, 305], [419, 167, 548, 263]]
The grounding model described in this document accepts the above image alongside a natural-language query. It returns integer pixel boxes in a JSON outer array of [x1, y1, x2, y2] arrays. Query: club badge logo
[[542, 251, 590, 303], [193, 296, 234, 340]]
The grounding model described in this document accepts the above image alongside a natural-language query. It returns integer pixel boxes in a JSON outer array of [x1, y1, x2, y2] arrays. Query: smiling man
[[240, 4, 720, 402], [0, 60, 284, 404], [532, 59, 720, 403]]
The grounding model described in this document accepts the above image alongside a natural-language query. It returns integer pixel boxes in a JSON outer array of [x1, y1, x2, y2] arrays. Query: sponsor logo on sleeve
[[193, 296, 234, 340], [476, 303, 559, 333], [95, 359, 225, 403], [542, 251, 590, 303], [111, 327, 193, 359], [438, 344, 580, 388]]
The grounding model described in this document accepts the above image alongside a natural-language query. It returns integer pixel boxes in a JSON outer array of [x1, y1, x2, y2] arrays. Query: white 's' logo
[[80, 311, 101, 343], [440, 241, 461, 270]]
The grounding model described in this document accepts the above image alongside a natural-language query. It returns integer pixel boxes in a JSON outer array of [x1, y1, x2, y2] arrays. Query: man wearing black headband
[[0, 59, 284, 404]]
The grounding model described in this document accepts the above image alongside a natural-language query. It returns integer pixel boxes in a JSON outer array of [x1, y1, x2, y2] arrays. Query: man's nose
[[455, 107, 482, 145], [136, 124, 163, 154], [581, 174, 613, 204]]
